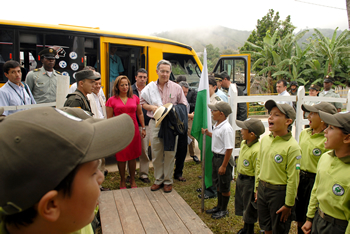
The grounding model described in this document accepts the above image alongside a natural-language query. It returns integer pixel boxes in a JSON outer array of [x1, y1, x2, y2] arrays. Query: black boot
[[211, 194, 229, 219], [246, 223, 254, 234], [206, 193, 222, 214]]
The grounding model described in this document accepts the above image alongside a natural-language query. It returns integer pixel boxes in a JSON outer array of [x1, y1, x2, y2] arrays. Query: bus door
[[106, 43, 145, 97], [212, 54, 251, 95]]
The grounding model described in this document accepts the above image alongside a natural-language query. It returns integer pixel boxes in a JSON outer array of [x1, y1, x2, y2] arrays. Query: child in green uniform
[[235, 118, 265, 234], [302, 111, 350, 234], [255, 100, 301, 234], [295, 102, 337, 233], [202, 101, 234, 219], [0, 107, 134, 234]]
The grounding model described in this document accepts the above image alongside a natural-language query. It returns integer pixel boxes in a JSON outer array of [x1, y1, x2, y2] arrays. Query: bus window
[[163, 53, 200, 91], [0, 29, 14, 83], [213, 54, 250, 95]]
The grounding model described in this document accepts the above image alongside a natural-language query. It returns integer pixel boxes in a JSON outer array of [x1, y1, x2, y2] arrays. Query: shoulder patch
[[34, 69, 39, 72], [56, 71, 61, 74], [215, 96, 221, 101]]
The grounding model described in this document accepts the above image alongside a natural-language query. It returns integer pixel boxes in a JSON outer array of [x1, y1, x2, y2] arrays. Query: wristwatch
[[142, 127, 146, 130]]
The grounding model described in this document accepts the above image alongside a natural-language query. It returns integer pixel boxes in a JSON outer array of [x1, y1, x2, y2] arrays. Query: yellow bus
[[0, 20, 203, 97]]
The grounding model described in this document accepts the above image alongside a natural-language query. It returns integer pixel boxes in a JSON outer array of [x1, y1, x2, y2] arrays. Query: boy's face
[[240, 128, 251, 140], [58, 160, 104, 232], [307, 112, 322, 130], [268, 107, 291, 134], [324, 125, 347, 150], [211, 109, 224, 122]]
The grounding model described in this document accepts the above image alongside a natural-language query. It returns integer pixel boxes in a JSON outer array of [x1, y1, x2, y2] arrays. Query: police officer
[[25, 48, 64, 104], [64, 70, 100, 116], [319, 76, 342, 112]]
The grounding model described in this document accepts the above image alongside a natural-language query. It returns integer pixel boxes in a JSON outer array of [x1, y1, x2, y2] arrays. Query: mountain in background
[[152, 26, 251, 53], [153, 26, 343, 53], [296, 28, 344, 47]]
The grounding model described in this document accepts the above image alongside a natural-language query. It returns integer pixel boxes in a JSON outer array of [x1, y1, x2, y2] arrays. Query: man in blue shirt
[[0, 60, 36, 116], [109, 46, 124, 96]]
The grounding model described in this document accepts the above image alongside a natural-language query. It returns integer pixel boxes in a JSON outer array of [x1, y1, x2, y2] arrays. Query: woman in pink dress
[[106, 75, 146, 189]]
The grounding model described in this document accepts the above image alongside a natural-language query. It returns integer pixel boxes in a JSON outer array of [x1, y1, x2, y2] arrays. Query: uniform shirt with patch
[[237, 139, 259, 177], [299, 128, 328, 173], [255, 132, 301, 207], [211, 119, 234, 166], [25, 67, 63, 103], [307, 151, 350, 232]]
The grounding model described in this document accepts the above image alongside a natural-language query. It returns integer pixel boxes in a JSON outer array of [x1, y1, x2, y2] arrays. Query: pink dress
[[106, 95, 141, 162]]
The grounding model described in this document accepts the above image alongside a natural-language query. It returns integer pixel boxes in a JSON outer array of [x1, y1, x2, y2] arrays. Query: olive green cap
[[319, 111, 350, 133], [265, 100, 296, 123], [302, 102, 337, 114], [208, 101, 232, 117], [0, 107, 134, 215], [236, 118, 265, 136]]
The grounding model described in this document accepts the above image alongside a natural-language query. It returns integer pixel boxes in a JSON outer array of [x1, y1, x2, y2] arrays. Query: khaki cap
[[265, 100, 296, 122], [319, 111, 350, 133], [302, 102, 337, 114], [75, 70, 100, 83], [0, 107, 134, 215], [208, 101, 232, 117], [236, 118, 265, 136]]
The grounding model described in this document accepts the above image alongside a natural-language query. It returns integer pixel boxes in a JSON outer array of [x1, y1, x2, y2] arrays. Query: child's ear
[[285, 118, 293, 126], [343, 134, 350, 144], [36, 190, 61, 222]]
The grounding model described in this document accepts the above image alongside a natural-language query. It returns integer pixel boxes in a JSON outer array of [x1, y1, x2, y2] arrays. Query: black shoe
[[237, 228, 247, 234], [196, 188, 202, 193], [211, 210, 229, 219], [205, 206, 221, 214], [198, 194, 209, 199], [139, 177, 151, 183], [191, 155, 200, 163]]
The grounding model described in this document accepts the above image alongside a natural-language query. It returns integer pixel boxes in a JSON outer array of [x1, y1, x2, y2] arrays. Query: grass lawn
[[101, 161, 297, 234]]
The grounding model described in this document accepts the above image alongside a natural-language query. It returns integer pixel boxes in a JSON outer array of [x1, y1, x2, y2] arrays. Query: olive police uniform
[[64, 89, 93, 116], [306, 151, 350, 233], [25, 67, 63, 104], [235, 138, 259, 224], [295, 128, 328, 223], [255, 132, 301, 233], [25, 48, 64, 104], [319, 88, 342, 110]]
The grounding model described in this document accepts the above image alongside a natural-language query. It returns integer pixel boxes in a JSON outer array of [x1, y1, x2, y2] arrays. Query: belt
[[259, 180, 286, 191], [238, 173, 255, 180], [300, 170, 316, 179], [213, 153, 225, 158], [318, 209, 348, 227]]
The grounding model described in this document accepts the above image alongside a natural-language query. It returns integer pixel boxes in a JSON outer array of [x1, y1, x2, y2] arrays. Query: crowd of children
[[202, 99, 349, 234]]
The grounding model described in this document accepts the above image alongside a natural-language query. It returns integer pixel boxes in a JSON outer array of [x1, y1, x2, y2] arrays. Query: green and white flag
[[191, 49, 213, 188]]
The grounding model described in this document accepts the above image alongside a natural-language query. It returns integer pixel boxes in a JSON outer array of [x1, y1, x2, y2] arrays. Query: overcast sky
[[1, 0, 348, 36]]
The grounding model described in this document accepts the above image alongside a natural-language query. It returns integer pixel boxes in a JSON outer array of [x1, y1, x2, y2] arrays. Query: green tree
[[199, 44, 220, 72], [240, 9, 296, 54], [311, 28, 350, 81]]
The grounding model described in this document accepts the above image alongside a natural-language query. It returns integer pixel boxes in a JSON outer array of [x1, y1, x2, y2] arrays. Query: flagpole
[[201, 133, 206, 213]]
